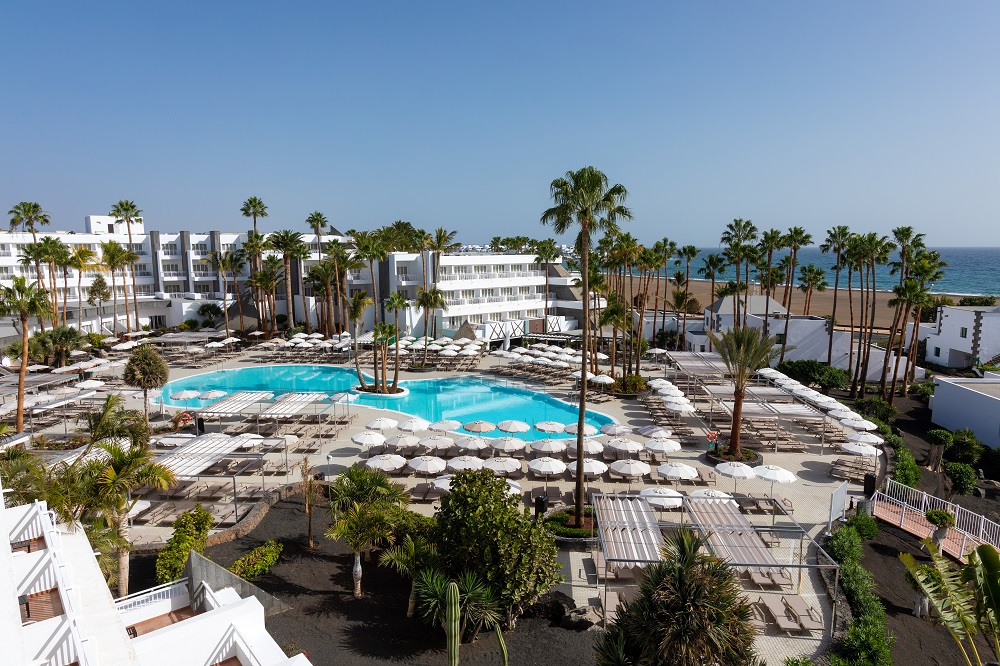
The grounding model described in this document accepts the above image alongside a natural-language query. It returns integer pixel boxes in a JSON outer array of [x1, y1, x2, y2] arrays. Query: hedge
[[894, 447, 922, 488], [230, 540, 284, 579], [828, 526, 863, 565], [846, 508, 879, 541], [544, 508, 594, 539], [156, 504, 214, 583]]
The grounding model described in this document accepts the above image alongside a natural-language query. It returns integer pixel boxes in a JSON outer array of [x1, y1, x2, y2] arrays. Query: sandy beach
[[627, 277, 967, 331]]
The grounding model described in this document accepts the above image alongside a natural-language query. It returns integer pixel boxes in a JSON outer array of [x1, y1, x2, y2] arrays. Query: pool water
[[160, 365, 612, 440]]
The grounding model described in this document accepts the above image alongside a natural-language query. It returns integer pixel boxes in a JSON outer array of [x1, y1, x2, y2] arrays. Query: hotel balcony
[[437, 270, 545, 284], [162, 272, 188, 279], [116, 579, 196, 638]]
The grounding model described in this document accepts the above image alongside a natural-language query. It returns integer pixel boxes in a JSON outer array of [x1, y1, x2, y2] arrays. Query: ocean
[[649, 247, 1000, 296]]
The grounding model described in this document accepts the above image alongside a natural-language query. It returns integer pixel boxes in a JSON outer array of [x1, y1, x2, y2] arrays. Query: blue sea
[[650, 247, 1000, 296]]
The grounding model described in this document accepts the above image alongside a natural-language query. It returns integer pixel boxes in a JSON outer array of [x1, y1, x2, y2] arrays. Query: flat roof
[[943, 378, 1000, 399]]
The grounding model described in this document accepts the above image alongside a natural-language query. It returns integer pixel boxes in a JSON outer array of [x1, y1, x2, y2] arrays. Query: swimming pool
[[160, 365, 613, 440]]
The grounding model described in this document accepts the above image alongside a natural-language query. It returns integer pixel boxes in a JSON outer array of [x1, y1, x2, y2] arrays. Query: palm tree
[[87, 274, 111, 332], [778, 227, 812, 363], [242, 230, 268, 329], [348, 291, 374, 389], [0, 277, 53, 432], [208, 252, 233, 334], [796, 264, 827, 315], [227, 249, 248, 333], [385, 291, 410, 391], [709, 327, 780, 457], [67, 245, 98, 331], [674, 245, 699, 349], [757, 229, 785, 337], [241, 196, 268, 234], [415, 288, 447, 366], [857, 234, 895, 398], [123, 344, 170, 424], [820, 225, 852, 364], [886, 280, 929, 403], [350, 230, 388, 325], [267, 230, 308, 330], [533, 239, 560, 333], [326, 501, 396, 598], [88, 439, 174, 596], [721, 219, 758, 326], [53, 241, 73, 327], [879, 227, 926, 394], [47, 326, 86, 368], [382, 534, 438, 617], [17, 243, 49, 330], [305, 211, 329, 261], [9, 203, 50, 327], [75, 394, 150, 465], [596, 528, 758, 666], [901, 251, 947, 396], [108, 200, 143, 331], [100, 241, 127, 334], [39, 236, 67, 328], [306, 261, 336, 337], [429, 227, 460, 284], [328, 463, 410, 514], [258, 255, 284, 334], [541, 166, 631, 527]]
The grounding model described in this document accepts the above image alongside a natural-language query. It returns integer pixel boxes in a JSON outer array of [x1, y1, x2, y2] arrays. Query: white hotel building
[[0, 216, 589, 344]]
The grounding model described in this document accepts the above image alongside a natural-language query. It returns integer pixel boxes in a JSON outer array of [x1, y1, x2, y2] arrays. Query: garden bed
[[705, 449, 763, 466]]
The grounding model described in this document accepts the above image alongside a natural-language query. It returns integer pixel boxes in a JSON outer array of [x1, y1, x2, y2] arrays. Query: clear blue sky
[[3, 2, 998, 246]]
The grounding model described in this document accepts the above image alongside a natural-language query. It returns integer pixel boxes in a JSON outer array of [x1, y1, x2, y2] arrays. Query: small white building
[[930, 373, 1000, 447], [0, 486, 311, 666], [923, 304, 1000, 369]]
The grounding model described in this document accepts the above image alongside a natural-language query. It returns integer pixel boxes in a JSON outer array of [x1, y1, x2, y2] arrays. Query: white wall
[[931, 378, 1000, 447]]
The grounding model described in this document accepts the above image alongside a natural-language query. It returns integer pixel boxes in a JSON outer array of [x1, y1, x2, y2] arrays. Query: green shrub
[[775, 360, 849, 392], [924, 509, 955, 528], [390, 508, 437, 544], [831, 559, 895, 666], [847, 508, 879, 541], [610, 374, 649, 394], [784, 659, 815, 666], [230, 540, 283, 579], [944, 462, 978, 496], [927, 429, 953, 449], [85, 332, 107, 348], [544, 508, 594, 539], [947, 428, 984, 465], [155, 504, 214, 583], [909, 382, 935, 401], [183, 318, 201, 331], [894, 447, 922, 488], [883, 433, 904, 451], [854, 397, 897, 423], [958, 296, 997, 307], [871, 418, 892, 438], [827, 526, 863, 565]]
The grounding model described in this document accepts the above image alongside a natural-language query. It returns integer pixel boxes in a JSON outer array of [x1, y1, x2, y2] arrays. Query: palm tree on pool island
[[385, 290, 410, 392], [709, 326, 780, 459], [541, 166, 632, 527], [348, 291, 374, 391]]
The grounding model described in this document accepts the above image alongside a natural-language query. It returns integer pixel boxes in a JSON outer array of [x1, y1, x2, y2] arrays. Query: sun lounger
[[771, 494, 793, 513], [759, 595, 801, 633], [783, 595, 823, 631], [768, 568, 793, 587], [697, 468, 716, 485], [751, 602, 768, 633], [749, 568, 775, 588]]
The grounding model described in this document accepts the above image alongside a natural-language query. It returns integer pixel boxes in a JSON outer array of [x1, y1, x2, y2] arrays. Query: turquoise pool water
[[160, 365, 612, 440]]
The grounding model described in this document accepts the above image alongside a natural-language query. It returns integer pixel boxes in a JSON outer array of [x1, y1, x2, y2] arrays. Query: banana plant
[[901, 539, 983, 666], [962, 544, 1000, 663]]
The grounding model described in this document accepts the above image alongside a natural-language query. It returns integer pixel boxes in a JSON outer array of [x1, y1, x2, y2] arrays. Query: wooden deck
[[21, 588, 64, 623], [871, 495, 984, 563]]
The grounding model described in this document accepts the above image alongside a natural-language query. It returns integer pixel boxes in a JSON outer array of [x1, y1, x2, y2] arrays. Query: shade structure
[[366, 454, 406, 472], [756, 367, 779, 376], [600, 423, 632, 436], [659, 395, 692, 405], [463, 419, 496, 433], [647, 348, 669, 355], [490, 436, 526, 454], [535, 421, 565, 434], [482, 457, 521, 475], [590, 375, 615, 385], [398, 418, 430, 433], [455, 436, 488, 451], [636, 426, 672, 439], [530, 439, 567, 455], [569, 458, 608, 478], [198, 390, 226, 400], [171, 390, 200, 400], [497, 420, 530, 433], [648, 379, 673, 388], [609, 459, 651, 479], [259, 393, 329, 418], [384, 434, 420, 449], [842, 442, 882, 457], [429, 419, 461, 432], [156, 434, 277, 477], [716, 461, 757, 491], [828, 410, 859, 421], [528, 457, 567, 477], [329, 392, 358, 404], [755, 464, 797, 495], [846, 432, 884, 445], [564, 422, 598, 436], [658, 462, 698, 481], [201, 391, 275, 416], [841, 418, 878, 431], [639, 487, 683, 509], [352, 431, 386, 447], [408, 456, 447, 475], [366, 417, 399, 431], [447, 456, 484, 472], [644, 438, 682, 455], [419, 435, 455, 452], [662, 402, 696, 414], [606, 437, 643, 454]]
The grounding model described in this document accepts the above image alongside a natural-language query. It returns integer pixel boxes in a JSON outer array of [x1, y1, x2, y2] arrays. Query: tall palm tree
[[306, 261, 336, 338], [0, 277, 53, 432], [879, 226, 926, 393], [305, 211, 329, 261], [533, 238, 560, 333], [901, 251, 947, 396], [429, 227, 460, 284], [108, 200, 143, 331], [87, 439, 175, 596], [17, 243, 49, 330], [721, 219, 758, 326], [241, 196, 268, 234], [820, 225, 852, 364], [675, 245, 699, 350], [857, 234, 895, 398], [8, 201, 49, 239], [242, 230, 268, 329], [259, 255, 283, 334], [67, 245, 98, 331], [385, 291, 410, 392], [415, 287, 447, 366], [778, 227, 812, 363], [349, 291, 374, 389], [758, 229, 785, 337], [208, 252, 234, 334], [38, 236, 67, 328], [709, 326, 780, 458], [100, 242, 126, 333], [267, 230, 308, 330], [886, 279, 929, 403], [52, 241, 73, 327], [651, 238, 677, 347], [75, 394, 150, 466], [697, 253, 728, 351], [541, 166, 631, 527], [227, 249, 248, 333], [350, 230, 388, 325]]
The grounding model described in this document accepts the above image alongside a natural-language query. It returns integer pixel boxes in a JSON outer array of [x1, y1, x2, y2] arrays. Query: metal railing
[[115, 578, 189, 613], [872, 477, 1000, 560]]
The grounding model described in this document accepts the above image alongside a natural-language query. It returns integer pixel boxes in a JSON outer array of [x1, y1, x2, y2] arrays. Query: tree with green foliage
[[414, 287, 447, 366], [326, 501, 397, 598], [156, 504, 215, 583], [776, 359, 849, 392], [435, 470, 559, 625], [945, 462, 978, 498], [894, 447, 923, 488], [267, 230, 310, 330], [0, 276, 54, 432], [328, 464, 410, 515], [347, 291, 374, 389], [197, 302, 224, 328], [109, 200, 143, 330], [595, 528, 759, 666], [779, 226, 813, 362], [382, 534, 439, 617], [958, 296, 997, 307], [124, 344, 170, 424]]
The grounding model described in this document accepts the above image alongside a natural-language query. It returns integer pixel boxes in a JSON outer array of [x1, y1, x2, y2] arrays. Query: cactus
[[446, 580, 460, 666]]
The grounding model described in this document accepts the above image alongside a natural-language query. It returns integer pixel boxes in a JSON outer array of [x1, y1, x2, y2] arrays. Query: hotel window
[[960, 327, 968, 338], [221, 243, 235, 253], [519, 286, 531, 295], [192, 242, 208, 254], [163, 243, 179, 254], [194, 284, 211, 293], [164, 284, 182, 294], [461, 290, 474, 300], [934, 347, 941, 357], [454, 266, 469, 274], [500, 288, 513, 296], [163, 263, 180, 273], [397, 267, 408, 276], [494, 264, 505, 273], [474, 265, 488, 274]]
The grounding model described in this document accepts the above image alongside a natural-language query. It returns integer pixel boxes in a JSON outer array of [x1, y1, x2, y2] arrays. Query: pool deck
[[67, 349, 858, 663]]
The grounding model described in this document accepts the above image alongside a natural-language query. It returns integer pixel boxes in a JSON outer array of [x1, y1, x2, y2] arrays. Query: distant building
[[923, 304, 1000, 368], [931, 373, 1000, 447]]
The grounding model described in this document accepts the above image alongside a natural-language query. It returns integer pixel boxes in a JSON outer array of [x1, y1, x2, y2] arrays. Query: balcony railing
[[115, 579, 190, 614], [162, 272, 187, 278], [437, 270, 544, 282]]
